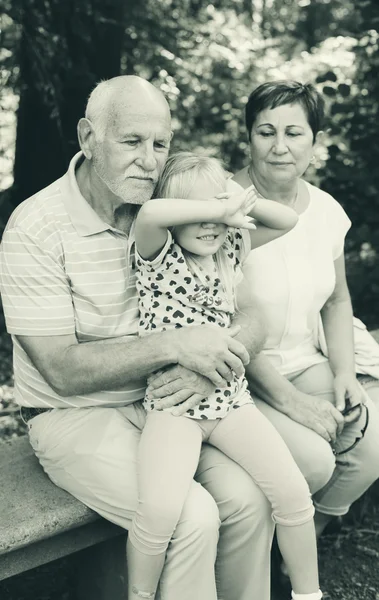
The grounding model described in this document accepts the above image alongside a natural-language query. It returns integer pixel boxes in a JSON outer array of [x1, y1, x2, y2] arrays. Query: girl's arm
[[248, 199, 299, 250], [135, 193, 255, 259]]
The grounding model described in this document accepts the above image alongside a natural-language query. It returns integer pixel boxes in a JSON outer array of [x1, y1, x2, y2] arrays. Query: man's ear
[[77, 118, 96, 159]]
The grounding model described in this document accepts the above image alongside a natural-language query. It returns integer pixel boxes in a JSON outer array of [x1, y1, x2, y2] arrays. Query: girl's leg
[[127, 410, 202, 600], [208, 403, 320, 596]]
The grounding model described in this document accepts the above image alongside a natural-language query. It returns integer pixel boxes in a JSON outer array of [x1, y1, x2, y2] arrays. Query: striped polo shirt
[[0, 152, 146, 408]]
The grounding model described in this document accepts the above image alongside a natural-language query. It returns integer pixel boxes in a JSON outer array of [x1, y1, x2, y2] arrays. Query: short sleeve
[[135, 230, 173, 270], [223, 228, 251, 268], [0, 227, 75, 336], [327, 197, 352, 259]]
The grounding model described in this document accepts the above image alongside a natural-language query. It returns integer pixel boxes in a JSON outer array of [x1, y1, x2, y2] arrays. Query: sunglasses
[[331, 403, 369, 457]]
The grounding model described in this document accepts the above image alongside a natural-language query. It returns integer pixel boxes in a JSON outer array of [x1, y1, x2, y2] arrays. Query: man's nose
[[136, 143, 157, 171]]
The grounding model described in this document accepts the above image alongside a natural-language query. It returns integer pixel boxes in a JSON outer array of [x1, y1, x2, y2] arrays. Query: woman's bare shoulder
[[231, 166, 250, 188]]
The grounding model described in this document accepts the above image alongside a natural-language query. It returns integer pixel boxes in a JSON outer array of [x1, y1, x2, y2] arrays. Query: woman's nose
[[272, 135, 288, 153]]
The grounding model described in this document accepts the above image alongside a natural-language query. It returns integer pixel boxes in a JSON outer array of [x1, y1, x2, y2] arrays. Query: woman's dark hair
[[245, 80, 325, 142]]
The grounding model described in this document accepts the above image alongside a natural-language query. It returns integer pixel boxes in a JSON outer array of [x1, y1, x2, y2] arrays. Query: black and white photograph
[[1, 1, 379, 599]]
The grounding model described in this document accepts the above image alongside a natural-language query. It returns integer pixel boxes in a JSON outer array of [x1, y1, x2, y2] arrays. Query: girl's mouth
[[197, 234, 219, 241]]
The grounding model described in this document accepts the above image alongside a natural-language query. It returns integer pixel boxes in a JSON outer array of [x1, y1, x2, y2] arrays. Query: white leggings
[[129, 402, 314, 556]]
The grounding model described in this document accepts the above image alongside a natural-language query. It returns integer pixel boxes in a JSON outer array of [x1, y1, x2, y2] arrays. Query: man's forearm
[[19, 331, 178, 398]]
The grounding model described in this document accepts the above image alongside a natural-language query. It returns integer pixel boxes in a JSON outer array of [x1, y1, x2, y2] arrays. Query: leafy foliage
[[1, 0, 379, 325]]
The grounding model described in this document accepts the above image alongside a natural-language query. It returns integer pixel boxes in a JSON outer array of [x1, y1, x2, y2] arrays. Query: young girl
[[127, 152, 323, 600]]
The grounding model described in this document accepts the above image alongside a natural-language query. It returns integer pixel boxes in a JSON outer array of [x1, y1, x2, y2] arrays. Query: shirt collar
[[60, 151, 113, 237]]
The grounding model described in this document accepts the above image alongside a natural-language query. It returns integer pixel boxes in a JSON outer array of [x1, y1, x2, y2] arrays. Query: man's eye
[[123, 139, 139, 146], [154, 142, 168, 150]]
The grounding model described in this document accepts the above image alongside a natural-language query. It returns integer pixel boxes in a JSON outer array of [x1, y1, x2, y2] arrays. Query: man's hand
[[170, 324, 249, 388], [285, 389, 345, 443], [147, 365, 214, 416]]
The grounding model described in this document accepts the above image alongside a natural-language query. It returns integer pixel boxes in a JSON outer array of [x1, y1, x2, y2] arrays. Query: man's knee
[[175, 484, 220, 548], [227, 470, 272, 524]]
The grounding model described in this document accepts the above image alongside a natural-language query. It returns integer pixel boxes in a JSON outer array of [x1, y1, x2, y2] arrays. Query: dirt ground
[[0, 330, 379, 600]]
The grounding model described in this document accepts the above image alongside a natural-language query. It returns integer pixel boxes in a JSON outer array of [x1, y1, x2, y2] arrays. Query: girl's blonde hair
[[155, 152, 227, 199], [155, 152, 237, 311]]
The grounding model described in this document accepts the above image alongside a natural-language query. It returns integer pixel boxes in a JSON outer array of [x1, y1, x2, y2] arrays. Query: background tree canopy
[[1, 0, 379, 326]]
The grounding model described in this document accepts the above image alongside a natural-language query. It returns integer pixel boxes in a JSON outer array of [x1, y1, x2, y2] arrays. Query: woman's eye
[[287, 132, 301, 137], [260, 131, 274, 137]]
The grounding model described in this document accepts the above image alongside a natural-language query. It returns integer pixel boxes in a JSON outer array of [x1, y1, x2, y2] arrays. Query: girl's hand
[[216, 185, 257, 229], [334, 372, 365, 424]]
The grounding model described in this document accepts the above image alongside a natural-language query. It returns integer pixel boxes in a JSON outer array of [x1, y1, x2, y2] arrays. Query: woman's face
[[249, 102, 316, 185]]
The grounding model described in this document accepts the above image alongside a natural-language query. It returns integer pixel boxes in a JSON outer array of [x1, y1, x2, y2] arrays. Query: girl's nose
[[201, 222, 217, 229]]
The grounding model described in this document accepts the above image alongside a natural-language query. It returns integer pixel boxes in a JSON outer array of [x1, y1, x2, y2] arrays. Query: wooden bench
[[0, 435, 128, 599]]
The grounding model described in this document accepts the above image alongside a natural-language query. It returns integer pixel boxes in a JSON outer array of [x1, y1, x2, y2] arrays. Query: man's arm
[[17, 323, 249, 397], [232, 270, 266, 358]]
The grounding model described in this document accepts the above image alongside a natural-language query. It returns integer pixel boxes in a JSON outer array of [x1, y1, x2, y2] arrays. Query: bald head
[[85, 76, 171, 140]]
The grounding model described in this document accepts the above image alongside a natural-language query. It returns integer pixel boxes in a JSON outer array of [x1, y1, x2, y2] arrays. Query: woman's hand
[[147, 365, 214, 416], [216, 185, 257, 229], [334, 371, 365, 424], [285, 389, 345, 443]]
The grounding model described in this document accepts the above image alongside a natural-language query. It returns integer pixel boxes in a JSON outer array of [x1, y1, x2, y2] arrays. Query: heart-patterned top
[[135, 228, 253, 420]]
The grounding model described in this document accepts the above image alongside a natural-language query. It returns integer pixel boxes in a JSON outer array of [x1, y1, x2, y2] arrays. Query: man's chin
[[117, 184, 155, 206]]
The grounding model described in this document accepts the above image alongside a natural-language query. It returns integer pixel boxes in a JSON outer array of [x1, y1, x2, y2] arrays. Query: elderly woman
[[232, 80, 379, 543]]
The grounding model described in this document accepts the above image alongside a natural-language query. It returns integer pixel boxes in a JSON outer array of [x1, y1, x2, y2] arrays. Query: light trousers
[[129, 403, 314, 558], [26, 361, 379, 600], [27, 402, 274, 600], [257, 361, 379, 516]]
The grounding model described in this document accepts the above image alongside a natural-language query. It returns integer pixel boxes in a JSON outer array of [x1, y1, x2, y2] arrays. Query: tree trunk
[[11, 0, 126, 210]]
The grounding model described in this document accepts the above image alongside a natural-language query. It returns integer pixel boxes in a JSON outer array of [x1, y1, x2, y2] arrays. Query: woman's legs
[[359, 375, 379, 410], [127, 410, 203, 600], [259, 362, 379, 536], [288, 363, 379, 526], [208, 403, 319, 595]]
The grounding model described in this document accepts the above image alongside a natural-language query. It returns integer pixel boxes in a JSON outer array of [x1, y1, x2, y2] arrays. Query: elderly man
[[0, 76, 273, 600]]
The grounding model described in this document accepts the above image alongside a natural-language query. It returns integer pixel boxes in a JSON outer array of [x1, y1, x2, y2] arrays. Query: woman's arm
[[248, 199, 299, 250], [245, 352, 345, 442], [320, 253, 363, 412]]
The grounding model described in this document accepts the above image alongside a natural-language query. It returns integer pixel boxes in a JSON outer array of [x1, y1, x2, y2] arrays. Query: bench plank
[[0, 436, 125, 580]]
